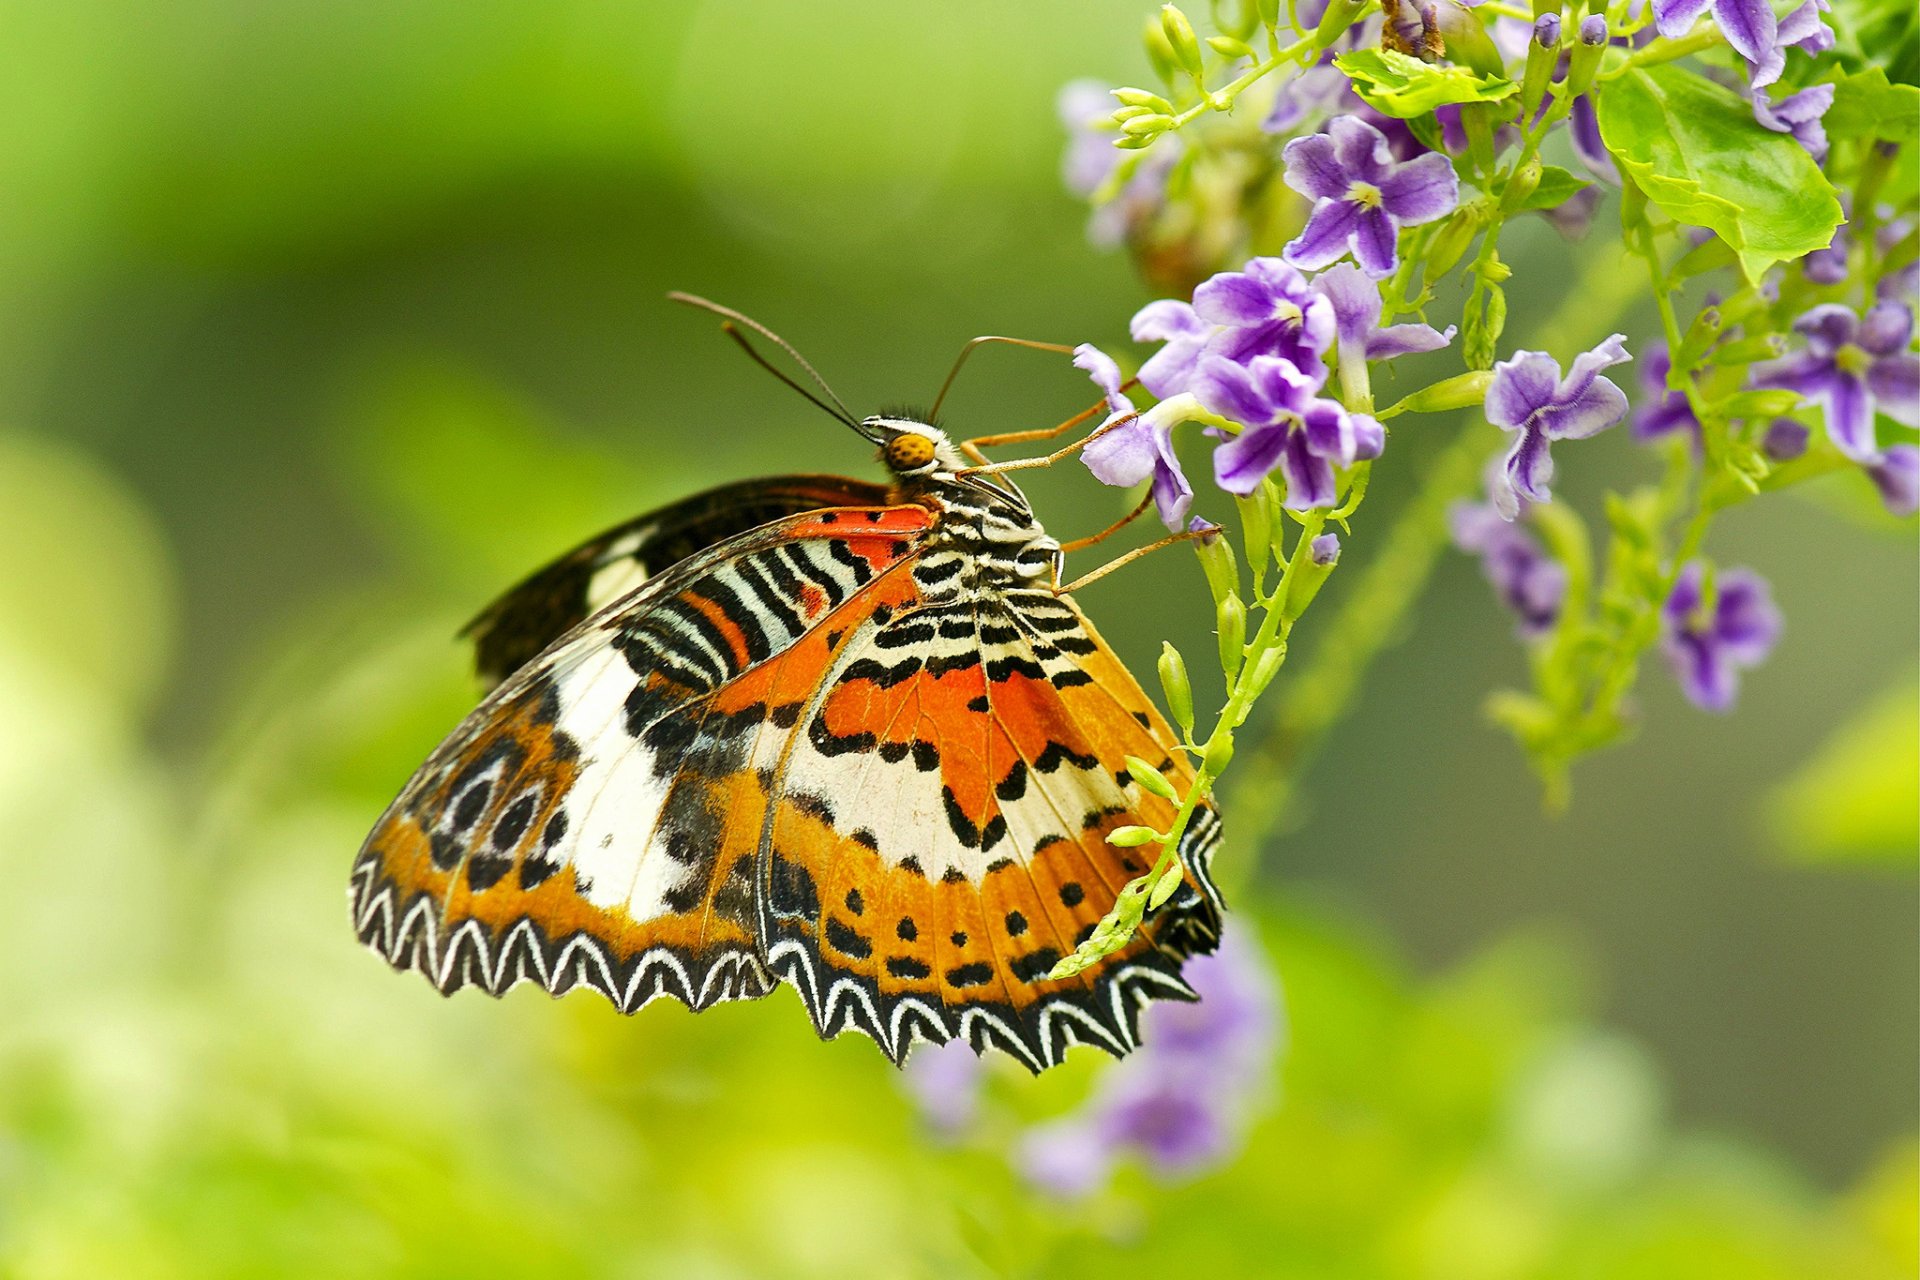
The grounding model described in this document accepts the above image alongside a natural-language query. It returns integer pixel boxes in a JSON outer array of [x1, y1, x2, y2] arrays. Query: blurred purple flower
[[1569, 95, 1618, 182], [1310, 532, 1341, 565], [1485, 334, 1633, 518], [1281, 117, 1460, 278], [901, 1040, 986, 1140], [1194, 355, 1383, 506], [1660, 563, 1782, 712], [1058, 80, 1177, 249], [1018, 927, 1282, 1197], [1077, 345, 1196, 530], [1192, 257, 1337, 370], [1867, 444, 1920, 517], [1539, 185, 1603, 240], [1633, 344, 1701, 449], [1315, 263, 1454, 368], [1757, 302, 1920, 462], [1750, 80, 1833, 161], [1652, 0, 1776, 64], [1761, 418, 1810, 460], [1803, 221, 1849, 285], [1450, 494, 1567, 639]]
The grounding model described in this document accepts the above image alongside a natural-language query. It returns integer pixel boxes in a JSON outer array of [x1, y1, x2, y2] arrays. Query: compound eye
[[884, 433, 937, 472]]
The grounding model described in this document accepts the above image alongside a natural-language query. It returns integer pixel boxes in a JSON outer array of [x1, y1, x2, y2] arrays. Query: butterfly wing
[[463, 475, 889, 687], [352, 505, 1222, 1069]]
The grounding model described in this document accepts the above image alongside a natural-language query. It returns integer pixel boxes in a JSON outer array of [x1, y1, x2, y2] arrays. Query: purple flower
[[1131, 299, 1211, 398], [1633, 343, 1701, 448], [1310, 532, 1341, 565], [1265, 63, 1353, 135], [1652, 0, 1776, 65], [1803, 220, 1849, 285], [1750, 0, 1833, 90], [1281, 117, 1460, 279], [1539, 185, 1603, 240], [1762, 418, 1810, 460], [1450, 496, 1568, 639], [1569, 95, 1618, 182], [1192, 257, 1336, 371], [1867, 444, 1920, 517], [1314, 263, 1454, 369], [1077, 346, 1197, 531], [901, 1040, 985, 1140], [1661, 563, 1782, 712], [1194, 355, 1383, 507], [1058, 80, 1177, 249], [1757, 302, 1920, 462], [1750, 81, 1834, 161], [1018, 927, 1281, 1197], [1485, 334, 1632, 518]]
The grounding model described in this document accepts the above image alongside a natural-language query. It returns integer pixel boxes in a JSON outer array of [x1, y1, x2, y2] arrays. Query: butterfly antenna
[[668, 292, 859, 427], [929, 335, 1077, 422]]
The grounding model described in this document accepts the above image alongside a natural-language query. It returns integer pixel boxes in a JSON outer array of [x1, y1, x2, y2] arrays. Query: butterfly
[[349, 298, 1224, 1071]]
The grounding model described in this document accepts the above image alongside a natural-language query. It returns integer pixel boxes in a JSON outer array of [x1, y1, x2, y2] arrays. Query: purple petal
[[1664, 631, 1737, 712], [1351, 412, 1386, 460], [1823, 369, 1878, 460], [1859, 302, 1915, 357], [1712, 0, 1778, 65], [1073, 344, 1130, 413], [1192, 357, 1276, 428], [1538, 373, 1629, 440], [1503, 424, 1556, 505], [1283, 200, 1359, 272], [1313, 263, 1380, 344], [1299, 398, 1357, 465], [1276, 428, 1339, 509], [1150, 429, 1196, 530], [1761, 418, 1810, 460], [1351, 206, 1400, 278], [1329, 115, 1392, 184], [1131, 299, 1208, 344], [1250, 354, 1320, 415], [1138, 335, 1207, 399], [1486, 351, 1563, 429], [1194, 269, 1282, 327], [1651, 0, 1711, 38], [1281, 132, 1350, 201], [1793, 304, 1859, 358], [1082, 416, 1160, 487], [1019, 1121, 1115, 1198], [1665, 561, 1706, 623], [1377, 152, 1460, 225], [1712, 570, 1782, 662], [1368, 321, 1454, 359], [1557, 333, 1632, 402], [1311, 532, 1342, 565], [1869, 355, 1920, 427], [1867, 444, 1920, 517], [1570, 96, 1618, 182], [1214, 422, 1293, 494]]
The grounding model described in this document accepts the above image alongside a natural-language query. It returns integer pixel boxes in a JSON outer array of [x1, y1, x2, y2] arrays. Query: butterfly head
[[865, 415, 965, 480]]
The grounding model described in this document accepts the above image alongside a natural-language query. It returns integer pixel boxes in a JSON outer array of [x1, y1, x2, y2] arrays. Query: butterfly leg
[[956, 400, 1107, 467], [1059, 491, 1155, 554], [1052, 525, 1212, 596], [958, 408, 1141, 477]]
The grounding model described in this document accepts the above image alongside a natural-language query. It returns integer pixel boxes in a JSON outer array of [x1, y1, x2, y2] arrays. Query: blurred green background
[[0, 2, 1914, 1276]]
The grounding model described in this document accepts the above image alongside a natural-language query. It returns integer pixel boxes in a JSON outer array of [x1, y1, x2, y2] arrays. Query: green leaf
[[1595, 64, 1843, 281], [1508, 164, 1592, 213], [1820, 66, 1920, 144], [1768, 678, 1919, 866], [1334, 49, 1516, 117]]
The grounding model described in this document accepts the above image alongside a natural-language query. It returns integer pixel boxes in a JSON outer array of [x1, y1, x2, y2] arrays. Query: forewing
[[350, 504, 932, 1015], [463, 475, 890, 687]]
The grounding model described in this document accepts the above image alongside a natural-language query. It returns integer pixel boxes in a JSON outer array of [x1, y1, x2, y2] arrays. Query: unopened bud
[[1194, 525, 1239, 605], [1284, 535, 1341, 618], [1112, 86, 1174, 113], [1161, 4, 1206, 78], [1205, 731, 1236, 773], [1762, 419, 1810, 461], [1121, 113, 1173, 137], [1425, 205, 1483, 279], [1393, 369, 1495, 414], [1217, 592, 1246, 680], [1107, 824, 1161, 847], [1144, 15, 1181, 84], [1146, 859, 1189, 909], [1158, 641, 1195, 736], [1533, 12, 1561, 45], [1207, 34, 1259, 59], [1124, 755, 1179, 800], [1578, 13, 1608, 43], [1500, 153, 1544, 213], [1310, 532, 1341, 565]]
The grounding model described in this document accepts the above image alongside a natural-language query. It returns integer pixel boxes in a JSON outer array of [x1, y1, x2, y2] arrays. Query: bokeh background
[[0, 2, 1914, 1276]]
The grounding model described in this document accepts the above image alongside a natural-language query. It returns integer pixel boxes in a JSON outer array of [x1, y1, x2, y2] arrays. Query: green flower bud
[[1107, 824, 1162, 847], [1205, 731, 1236, 773], [1315, 0, 1366, 44], [1391, 369, 1495, 415], [1217, 591, 1247, 680], [1146, 859, 1189, 909], [1256, 0, 1283, 28], [1236, 488, 1274, 575], [1121, 113, 1173, 137], [1124, 755, 1179, 800], [1194, 525, 1240, 605], [1207, 34, 1259, 58], [1144, 14, 1181, 85], [1500, 153, 1544, 214], [1161, 4, 1206, 78], [1424, 204, 1484, 280], [1112, 86, 1175, 113], [1158, 641, 1195, 737]]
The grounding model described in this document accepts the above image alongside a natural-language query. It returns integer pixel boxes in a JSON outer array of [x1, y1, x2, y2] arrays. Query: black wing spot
[[944, 963, 994, 989], [769, 852, 820, 919], [1004, 911, 1028, 937], [491, 792, 537, 852], [844, 887, 865, 916], [995, 760, 1028, 802], [466, 854, 512, 892], [825, 918, 872, 959], [887, 957, 931, 979], [896, 916, 918, 942], [1059, 882, 1085, 907], [1010, 948, 1061, 983], [850, 829, 879, 851], [541, 809, 569, 850], [950, 931, 969, 948], [519, 855, 560, 890]]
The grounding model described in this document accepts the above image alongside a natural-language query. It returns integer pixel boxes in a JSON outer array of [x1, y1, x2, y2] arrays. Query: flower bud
[[1284, 536, 1341, 618], [1107, 824, 1162, 847], [1205, 731, 1236, 773], [1424, 205, 1484, 279], [1310, 532, 1341, 565], [1315, 0, 1367, 45], [1207, 34, 1259, 59], [1521, 18, 1561, 115], [1256, 0, 1283, 28], [1392, 368, 1495, 414], [1194, 525, 1240, 605], [1578, 13, 1608, 42], [1112, 86, 1174, 113], [1124, 755, 1180, 800], [1143, 14, 1181, 85], [1762, 419, 1810, 461], [1236, 487, 1275, 574], [1158, 641, 1195, 737], [1160, 4, 1206, 78], [1500, 152, 1544, 213], [1146, 859, 1189, 909], [1565, 15, 1608, 98], [1217, 591, 1246, 680], [1533, 12, 1561, 44], [1121, 113, 1173, 137]]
